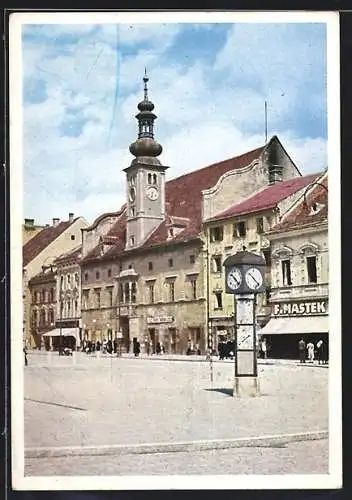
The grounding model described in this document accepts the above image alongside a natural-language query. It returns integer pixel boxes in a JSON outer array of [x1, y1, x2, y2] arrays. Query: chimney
[[24, 218, 34, 227], [69, 212, 74, 223], [52, 218, 60, 227]]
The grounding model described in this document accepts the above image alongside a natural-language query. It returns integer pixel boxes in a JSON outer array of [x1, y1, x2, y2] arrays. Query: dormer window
[[309, 202, 324, 215], [130, 236, 135, 246], [169, 228, 174, 238]]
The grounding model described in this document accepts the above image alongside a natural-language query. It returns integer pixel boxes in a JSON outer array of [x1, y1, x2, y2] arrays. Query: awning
[[42, 328, 80, 342], [259, 315, 328, 335]]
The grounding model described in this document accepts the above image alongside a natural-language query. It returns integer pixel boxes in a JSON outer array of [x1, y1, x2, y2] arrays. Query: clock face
[[227, 267, 242, 290], [146, 186, 159, 201], [245, 267, 263, 290], [129, 187, 136, 202]]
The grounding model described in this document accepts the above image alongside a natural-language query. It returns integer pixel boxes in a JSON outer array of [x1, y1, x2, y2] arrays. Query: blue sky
[[22, 19, 328, 225]]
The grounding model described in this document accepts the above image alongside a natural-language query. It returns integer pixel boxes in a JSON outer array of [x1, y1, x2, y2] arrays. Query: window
[[107, 287, 113, 307], [147, 282, 155, 303], [84, 272, 88, 282], [40, 309, 46, 326], [67, 301, 71, 316], [95, 289, 101, 309], [130, 236, 135, 246], [130, 206, 136, 217], [41, 289, 46, 302], [148, 173, 152, 184], [49, 309, 54, 325], [148, 261, 153, 271], [107, 269, 112, 278], [168, 281, 175, 302], [36, 291, 41, 303], [119, 283, 124, 303], [169, 228, 174, 238], [128, 264, 133, 269], [71, 235, 75, 240], [190, 279, 197, 300], [307, 256, 317, 283], [131, 282, 137, 303], [168, 258, 173, 268], [212, 255, 222, 273], [74, 300, 78, 317], [153, 174, 157, 185], [234, 221, 246, 238], [215, 292, 223, 309], [96, 271, 100, 280], [32, 310, 38, 328], [75, 273, 79, 285], [210, 226, 223, 242], [281, 259, 292, 286], [124, 282, 130, 303], [190, 254, 195, 264], [263, 249, 271, 267], [256, 217, 264, 234]]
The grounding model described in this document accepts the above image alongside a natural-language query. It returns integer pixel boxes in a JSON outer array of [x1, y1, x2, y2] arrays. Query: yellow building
[[22, 213, 89, 347], [204, 173, 321, 350]]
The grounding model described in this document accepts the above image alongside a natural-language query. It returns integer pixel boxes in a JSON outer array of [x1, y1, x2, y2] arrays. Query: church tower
[[124, 70, 168, 250]]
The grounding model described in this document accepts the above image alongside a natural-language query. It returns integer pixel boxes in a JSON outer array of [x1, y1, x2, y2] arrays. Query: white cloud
[[21, 22, 328, 226]]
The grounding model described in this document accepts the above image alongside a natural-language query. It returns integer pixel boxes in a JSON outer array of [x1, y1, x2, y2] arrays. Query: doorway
[[119, 317, 130, 353]]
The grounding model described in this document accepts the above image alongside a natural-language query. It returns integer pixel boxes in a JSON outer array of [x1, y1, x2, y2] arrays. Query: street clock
[[223, 251, 266, 295]]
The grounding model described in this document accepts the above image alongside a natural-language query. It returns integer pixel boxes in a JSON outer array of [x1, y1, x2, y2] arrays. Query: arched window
[[148, 173, 152, 184], [152, 174, 157, 185], [32, 309, 38, 328], [75, 273, 79, 285], [60, 275, 64, 290]]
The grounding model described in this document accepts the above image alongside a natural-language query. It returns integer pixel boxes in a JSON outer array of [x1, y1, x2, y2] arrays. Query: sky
[[21, 19, 328, 225]]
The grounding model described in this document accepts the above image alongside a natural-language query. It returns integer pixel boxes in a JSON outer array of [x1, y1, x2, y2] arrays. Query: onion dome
[[129, 69, 162, 162]]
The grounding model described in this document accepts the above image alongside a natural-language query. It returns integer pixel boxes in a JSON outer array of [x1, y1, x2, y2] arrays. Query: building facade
[[78, 73, 314, 355], [22, 213, 89, 347], [259, 173, 328, 358], [203, 173, 321, 350], [28, 265, 56, 350]]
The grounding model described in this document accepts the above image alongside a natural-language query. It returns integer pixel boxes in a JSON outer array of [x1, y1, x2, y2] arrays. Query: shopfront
[[259, 298, 329, 359]]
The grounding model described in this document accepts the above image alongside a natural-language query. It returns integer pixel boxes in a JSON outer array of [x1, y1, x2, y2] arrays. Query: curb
[[25, 430, 328, 459]]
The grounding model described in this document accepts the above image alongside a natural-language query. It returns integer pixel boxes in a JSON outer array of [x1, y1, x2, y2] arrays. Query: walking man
[[23, 346, 28, 366], [298, 338, 306, 363]]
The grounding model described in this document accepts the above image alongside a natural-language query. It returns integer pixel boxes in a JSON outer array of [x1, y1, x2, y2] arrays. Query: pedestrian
[[23, 346, 28, 366], [307, 341, 315, 363], [113, 339, 118, 354], [96, 340, 101, 352], [298, 338, 306, 363], [316, 339, 323, 364], [321, 340, 328, 364], [261, 338, 267, 359], [156, 342, 161, 355]]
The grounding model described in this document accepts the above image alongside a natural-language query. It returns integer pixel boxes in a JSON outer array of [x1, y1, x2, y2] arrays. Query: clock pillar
[[223, 251, 266, 398], [124, 69, 169, 250]]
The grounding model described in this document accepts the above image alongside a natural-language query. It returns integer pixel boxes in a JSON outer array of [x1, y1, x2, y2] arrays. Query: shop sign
[[272, 300, 328, 317], [147, 316, 174, 324]]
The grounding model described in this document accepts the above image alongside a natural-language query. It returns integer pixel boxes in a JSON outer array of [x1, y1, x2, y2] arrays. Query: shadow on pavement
[[205, 388, 234, 397]]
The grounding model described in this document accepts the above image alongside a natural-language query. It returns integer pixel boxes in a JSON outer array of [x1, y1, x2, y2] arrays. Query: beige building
[[203, 171, 321, 350], [22, 218, 45, 245], [22, 213, 89, 347], [79, 73, 309, 355], [28, 265, 56, 349], [259, 172, 328, 358]]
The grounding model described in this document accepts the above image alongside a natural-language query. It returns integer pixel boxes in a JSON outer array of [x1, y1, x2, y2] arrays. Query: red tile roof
[[207, 173, 320, 222], [269, 175, 328, 233], [23, 219, 78, 267], [81, 145, 269, 263]]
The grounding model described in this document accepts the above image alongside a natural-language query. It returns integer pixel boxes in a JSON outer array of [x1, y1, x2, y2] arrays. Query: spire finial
[[143, 68, 149, 100]]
